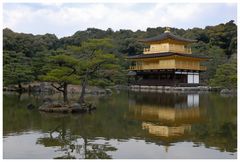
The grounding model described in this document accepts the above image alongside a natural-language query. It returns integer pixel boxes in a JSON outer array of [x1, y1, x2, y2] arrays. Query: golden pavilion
[[127, 28, 208, 86]]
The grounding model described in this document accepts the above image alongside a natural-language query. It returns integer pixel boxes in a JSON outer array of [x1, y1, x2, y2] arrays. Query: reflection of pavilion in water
[[142, 123, 191, 137], [128, 92, 205, 138]]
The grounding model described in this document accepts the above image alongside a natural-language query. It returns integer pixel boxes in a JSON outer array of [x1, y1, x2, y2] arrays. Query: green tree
[[41, 54, 79, 102], [206, 20, 237, 58], [68, 39, 120, 103], [31, 51, 51, 80], [3, 51, 34, 91], [117, 38, 144, 56], [203, 46, 226, 83], [3, 28, 59, 57], [210, 60, 237, 89]]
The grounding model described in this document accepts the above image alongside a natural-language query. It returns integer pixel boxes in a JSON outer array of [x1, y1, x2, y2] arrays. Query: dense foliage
[[3, 20, 237, 89], [210, 59, 237, 89], [41, 54, 79, 102]]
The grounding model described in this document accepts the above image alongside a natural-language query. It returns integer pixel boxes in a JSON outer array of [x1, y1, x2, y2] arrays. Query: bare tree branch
[[88, 61, 107, 75], [51, 83, 64, 93]]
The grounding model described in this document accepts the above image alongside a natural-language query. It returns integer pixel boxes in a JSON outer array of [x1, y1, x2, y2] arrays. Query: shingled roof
[[127, 52, 208, 60], [140, 32, 197, 43]]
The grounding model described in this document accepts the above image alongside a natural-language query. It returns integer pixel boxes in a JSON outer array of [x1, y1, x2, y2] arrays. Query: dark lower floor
[[128, 70, 202, 86]]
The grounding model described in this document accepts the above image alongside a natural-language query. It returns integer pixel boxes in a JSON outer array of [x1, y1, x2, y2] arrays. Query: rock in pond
[[220, 88, 232, 94], [105, 88, 112, 94], [27, 103, 35, 110], [38, 102, 96, 113], [43, 97, 53, 103], [69, 103, 88, 113]]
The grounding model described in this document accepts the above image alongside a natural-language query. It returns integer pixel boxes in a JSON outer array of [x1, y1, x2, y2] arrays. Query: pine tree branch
[[51, 83, 64, 93]]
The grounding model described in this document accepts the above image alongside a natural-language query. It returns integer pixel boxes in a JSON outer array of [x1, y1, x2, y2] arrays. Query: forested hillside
[[3, 20, 237, 89]]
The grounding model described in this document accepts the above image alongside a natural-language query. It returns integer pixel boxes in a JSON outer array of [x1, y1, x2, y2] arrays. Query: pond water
[[3, 91, 237, 159]]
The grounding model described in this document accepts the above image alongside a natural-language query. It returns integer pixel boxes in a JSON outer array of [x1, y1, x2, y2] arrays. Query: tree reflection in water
[[36, 123, 117, 159]]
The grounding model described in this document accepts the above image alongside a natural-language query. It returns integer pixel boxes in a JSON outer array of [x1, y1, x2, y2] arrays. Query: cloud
[[3, 3, 237, 38]]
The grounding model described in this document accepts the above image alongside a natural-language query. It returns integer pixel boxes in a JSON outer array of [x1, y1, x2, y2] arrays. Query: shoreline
[[128, 85, 237, 95], [129, 85, 212, 92], [3, 83, 237, 95]]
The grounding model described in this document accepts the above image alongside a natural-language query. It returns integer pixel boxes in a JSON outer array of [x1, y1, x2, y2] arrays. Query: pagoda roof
[[127, 52, 208, 60], [140, 32, 197, 43]]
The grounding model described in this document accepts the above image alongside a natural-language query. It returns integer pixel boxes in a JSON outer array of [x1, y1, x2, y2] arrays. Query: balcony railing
[[129, 64, 207, 71], [129, 65, 143, 70], [169, 45, 191, 54], [143, 47, 192, 54], [143, 48, 150, 53]]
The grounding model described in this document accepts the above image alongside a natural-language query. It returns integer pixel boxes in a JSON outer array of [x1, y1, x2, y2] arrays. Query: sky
[[3, 3, 237, 38]]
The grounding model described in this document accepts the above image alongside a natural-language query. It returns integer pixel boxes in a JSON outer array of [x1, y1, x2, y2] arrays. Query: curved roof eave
[[139, 32, 197, 43]]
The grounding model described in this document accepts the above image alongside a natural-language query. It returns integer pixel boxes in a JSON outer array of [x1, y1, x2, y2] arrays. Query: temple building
[[127, 28, 208, 86]]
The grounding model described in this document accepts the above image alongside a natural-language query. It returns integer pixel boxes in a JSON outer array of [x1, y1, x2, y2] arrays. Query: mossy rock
[[38, 102, 96, 113]]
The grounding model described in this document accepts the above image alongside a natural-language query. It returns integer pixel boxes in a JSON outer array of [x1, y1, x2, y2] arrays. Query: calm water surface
[[3, 91, 237, 159]]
